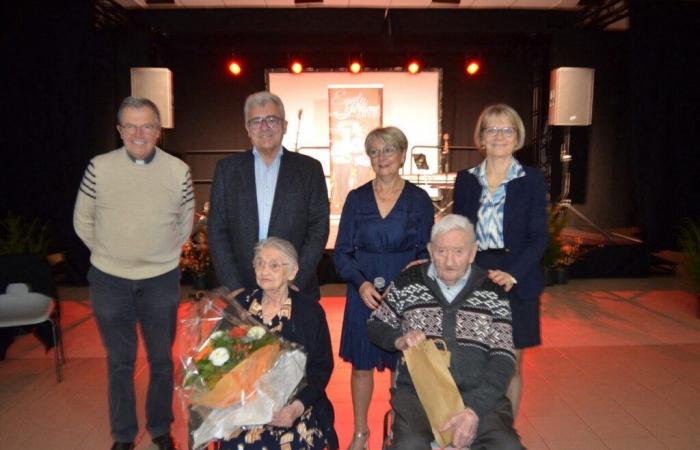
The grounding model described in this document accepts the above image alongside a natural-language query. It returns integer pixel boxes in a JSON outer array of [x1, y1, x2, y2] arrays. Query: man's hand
[[487, 270, 516, 292], [269, 400, 304, 428], [394, 330, 426, 351], [358, 281, 382, 310], [440, 407, 479, 448], [288, 282, 300, 292]]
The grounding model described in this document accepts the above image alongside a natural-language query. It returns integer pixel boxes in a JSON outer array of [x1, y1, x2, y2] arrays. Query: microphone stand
[[294, 109, 302, 152]]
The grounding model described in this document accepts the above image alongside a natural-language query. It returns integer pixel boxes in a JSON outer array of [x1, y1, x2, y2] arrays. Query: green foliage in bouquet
[[185, 325, 277, 390]]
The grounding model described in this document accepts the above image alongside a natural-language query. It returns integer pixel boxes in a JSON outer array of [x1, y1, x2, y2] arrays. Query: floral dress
[[216, 292, 329, 450]]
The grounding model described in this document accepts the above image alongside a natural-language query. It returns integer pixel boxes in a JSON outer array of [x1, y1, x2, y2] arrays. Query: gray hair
[[430, 214, 476, 243], [117, 96, 161, 125], [244, 91, 286, 121], [254, 237, 299, 272], [364, 126, 409, 155], [473, 103, 526, 151]]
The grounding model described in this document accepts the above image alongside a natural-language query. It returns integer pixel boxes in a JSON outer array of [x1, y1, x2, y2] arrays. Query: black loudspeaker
[[130, 67, 174, 128], [548, 67, 595, 126]]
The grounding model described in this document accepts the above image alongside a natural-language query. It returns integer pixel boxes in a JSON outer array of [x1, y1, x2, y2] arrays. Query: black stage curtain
[[2, 1, 95, 265], [629, 0, 700, 249]]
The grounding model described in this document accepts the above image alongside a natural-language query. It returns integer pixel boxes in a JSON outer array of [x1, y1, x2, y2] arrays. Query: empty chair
[[0, 283, 64, 382]]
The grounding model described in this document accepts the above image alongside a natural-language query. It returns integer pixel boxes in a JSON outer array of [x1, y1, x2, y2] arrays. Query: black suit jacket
[[208, 148, 330, 299]]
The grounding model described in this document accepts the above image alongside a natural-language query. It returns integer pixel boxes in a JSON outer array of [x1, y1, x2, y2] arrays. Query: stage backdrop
[[268, 70, 442, 214]]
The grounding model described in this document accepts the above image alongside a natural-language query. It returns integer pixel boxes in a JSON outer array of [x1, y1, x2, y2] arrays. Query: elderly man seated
[[367, 214, 522, 450]]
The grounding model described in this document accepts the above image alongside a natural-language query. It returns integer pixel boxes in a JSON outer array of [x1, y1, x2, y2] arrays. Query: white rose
[[247, 326, 266, 340], [209, 331, 224, 340], [208, 347, 230, 366]]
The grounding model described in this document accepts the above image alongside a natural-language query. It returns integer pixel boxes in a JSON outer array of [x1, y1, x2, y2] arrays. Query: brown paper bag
[[404, 339, 465, 448]]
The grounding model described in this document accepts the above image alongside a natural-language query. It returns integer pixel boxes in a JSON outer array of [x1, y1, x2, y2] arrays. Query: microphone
[[373, 277, 386, 295]]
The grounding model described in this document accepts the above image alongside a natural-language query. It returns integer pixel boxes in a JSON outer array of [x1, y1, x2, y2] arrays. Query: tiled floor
[[1, 275, 699, 450]]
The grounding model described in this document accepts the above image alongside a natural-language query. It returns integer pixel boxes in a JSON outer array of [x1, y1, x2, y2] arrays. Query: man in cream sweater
[[74, 97, 193, 450]]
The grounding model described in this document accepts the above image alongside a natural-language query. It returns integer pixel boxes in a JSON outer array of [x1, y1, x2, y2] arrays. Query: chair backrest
[[0, 283, 53, 328], [0, 253, 58, 299]]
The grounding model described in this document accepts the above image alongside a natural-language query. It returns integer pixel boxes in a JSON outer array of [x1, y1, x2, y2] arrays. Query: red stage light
[[407, 61, 421, 74], [349, 61, 362, 74], [466, 60, 480, 76], [228, 61, 242, 76], [290, 61, 304, 74]]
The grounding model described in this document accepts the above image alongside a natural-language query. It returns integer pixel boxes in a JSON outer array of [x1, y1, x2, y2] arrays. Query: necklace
[[373, 178, 404, 198]]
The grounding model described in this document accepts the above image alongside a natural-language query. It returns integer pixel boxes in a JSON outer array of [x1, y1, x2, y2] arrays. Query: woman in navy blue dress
[[333, 126, 434, 450]]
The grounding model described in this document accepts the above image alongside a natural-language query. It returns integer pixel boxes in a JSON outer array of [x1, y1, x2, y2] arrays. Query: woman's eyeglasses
[[253, 259, 289, 273], [367, 145, 400, 158], [483, 126, 516, 138]]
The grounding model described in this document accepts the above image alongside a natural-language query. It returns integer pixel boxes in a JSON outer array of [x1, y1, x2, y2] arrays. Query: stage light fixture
[[465, 52, 481, 76], [228, 60, 242, 76], [290, 60, 304, 74], [349, 60, 363, 74], [407, 60, 421, 74]]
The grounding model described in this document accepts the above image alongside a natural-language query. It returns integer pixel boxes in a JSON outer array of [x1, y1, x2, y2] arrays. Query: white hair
[[254, 236, 298, 272], [430, 214, 476, 243]]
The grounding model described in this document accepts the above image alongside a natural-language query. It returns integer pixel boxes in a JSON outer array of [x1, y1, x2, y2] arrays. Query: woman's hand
[[488, 270, 516, 292], [358, 281, 383, 310], [394, 330, 426, 351], [403, 258, 428, 271], [269, 400, 304, 428]]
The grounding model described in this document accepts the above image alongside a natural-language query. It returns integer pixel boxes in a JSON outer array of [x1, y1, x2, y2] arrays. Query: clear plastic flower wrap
[[177, 289, 307, 450]]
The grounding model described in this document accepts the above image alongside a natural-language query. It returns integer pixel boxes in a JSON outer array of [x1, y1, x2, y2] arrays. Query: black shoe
[[152, 433, 179, 450], [110, 443, 134, 450]]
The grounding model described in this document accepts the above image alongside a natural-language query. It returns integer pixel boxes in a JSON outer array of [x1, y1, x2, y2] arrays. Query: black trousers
[[389, 389, 523, 450]]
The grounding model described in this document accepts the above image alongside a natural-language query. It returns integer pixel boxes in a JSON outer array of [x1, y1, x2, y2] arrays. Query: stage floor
[[1, 276, 699, 450]]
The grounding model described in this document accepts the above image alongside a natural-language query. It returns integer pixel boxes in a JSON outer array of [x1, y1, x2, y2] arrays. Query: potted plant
[[553, 236, 588, 284], [541, 204, 567, 286], [0, 212, 49, 256], [677, 218, 700, 318], [180, 203, 214, 290]]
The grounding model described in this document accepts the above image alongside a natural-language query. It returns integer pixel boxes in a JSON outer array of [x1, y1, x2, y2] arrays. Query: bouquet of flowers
[[178, 290, 307, 449]]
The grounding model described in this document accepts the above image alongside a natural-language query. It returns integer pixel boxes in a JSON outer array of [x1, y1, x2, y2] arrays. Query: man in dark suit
[[208, 91, 330, 300]]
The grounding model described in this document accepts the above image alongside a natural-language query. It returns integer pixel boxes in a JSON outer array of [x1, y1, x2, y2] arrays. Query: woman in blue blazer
[[453, 104, 548, 416]]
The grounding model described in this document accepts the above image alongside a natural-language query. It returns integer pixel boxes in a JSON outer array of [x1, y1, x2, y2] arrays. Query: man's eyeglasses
[[119, 123, 160, 134], [247, 115, 283, 130], [483, 126, 516, 138], [253, 259, 289, 273], [367, 145, 400, 159]]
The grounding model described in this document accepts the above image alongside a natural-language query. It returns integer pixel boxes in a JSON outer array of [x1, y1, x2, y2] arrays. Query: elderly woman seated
[[216, 237, 338, 450]]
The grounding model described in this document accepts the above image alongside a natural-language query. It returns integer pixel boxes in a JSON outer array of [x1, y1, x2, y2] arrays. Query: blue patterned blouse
[[468, 158, 526, 250]]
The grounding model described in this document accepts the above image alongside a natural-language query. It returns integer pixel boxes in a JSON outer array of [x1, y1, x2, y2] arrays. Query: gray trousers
[[89, 265, 180, 442], [389, 389, 522, 450]]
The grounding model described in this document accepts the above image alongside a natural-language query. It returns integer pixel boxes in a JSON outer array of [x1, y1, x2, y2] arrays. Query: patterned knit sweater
[[367, 263, 515, 420], [73, 147, 194, 279]]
